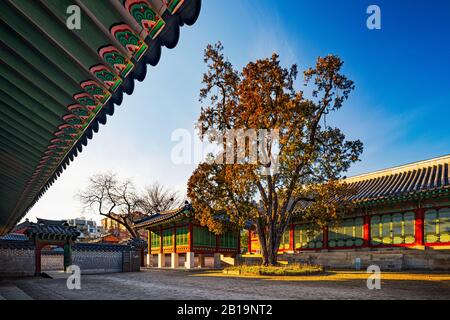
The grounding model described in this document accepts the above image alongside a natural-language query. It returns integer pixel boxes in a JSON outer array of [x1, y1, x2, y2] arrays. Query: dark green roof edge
[[0, 0, 202, 235]]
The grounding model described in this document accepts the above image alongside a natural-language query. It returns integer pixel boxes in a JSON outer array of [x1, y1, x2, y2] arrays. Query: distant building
[[67, 217, 102, 240], [101, 215, 128, 234], [101, 212, 148, 243], [89, 233, 121, 244]]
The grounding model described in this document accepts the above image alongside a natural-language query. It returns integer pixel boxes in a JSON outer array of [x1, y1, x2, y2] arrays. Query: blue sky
[[27, 0, 450, 222]]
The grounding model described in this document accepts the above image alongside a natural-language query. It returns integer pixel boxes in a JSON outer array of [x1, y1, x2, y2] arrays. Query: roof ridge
[[160, 206, 186, 215], [345, 154, 450, 183]]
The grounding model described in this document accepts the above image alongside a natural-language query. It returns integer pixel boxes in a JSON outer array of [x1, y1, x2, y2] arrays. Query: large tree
[[78, 173, 182, 239], [78, 172, 144, 239], [187, 43, 363, 265]]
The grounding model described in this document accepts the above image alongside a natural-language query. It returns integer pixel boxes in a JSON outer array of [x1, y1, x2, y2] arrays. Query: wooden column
[[147, 229, 151, 256], [173, 226, 177, 253], [159, 226, 163, 254], [289, 224, 295, 251], [147, 229, 151, 267], [188, 223, 193, 252], [247, 230, 252, 253], [63, 241, 72, 271], [363, 215, 371, 247], [415, 208, 425, 246], [237, 231, 241, 254], [322, 226, 329, 250]]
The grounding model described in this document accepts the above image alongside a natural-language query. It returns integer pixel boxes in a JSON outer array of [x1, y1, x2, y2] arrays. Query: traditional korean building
[[13, 218, 80, 274], [133, 204, 240, 269], [248, 155, 450, 268]]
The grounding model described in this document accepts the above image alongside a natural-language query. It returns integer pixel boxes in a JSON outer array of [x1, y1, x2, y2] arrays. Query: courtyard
[[1, 269, 450, 300]]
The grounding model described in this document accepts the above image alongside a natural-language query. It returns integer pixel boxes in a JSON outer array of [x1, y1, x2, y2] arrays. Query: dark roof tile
[[345, 155, 450, 204]]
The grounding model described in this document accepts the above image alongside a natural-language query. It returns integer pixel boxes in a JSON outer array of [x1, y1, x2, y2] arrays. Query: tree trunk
[[257, 222, 281, 266], [257, 220, 287, 266], [120, 217, 139, 240]]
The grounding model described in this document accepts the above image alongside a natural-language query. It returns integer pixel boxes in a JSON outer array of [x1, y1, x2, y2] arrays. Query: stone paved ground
[[1, 269, 450, 300]]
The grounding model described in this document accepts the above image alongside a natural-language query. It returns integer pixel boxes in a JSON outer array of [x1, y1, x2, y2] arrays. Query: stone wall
[[41, 251, 64, 271], [72, 243, 127, 274], [240, 248, 450, 271], [0, 240, 35, 277], [0, 241, 138, 277]]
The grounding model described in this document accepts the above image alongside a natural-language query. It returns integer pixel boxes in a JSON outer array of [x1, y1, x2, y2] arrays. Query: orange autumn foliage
[[188, 42, 363, 265]]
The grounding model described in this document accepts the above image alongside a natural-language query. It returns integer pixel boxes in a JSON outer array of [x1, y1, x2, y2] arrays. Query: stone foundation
[[240, 248, 450, 271]]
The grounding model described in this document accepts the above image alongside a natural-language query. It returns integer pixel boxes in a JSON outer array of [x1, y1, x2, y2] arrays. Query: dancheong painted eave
[[344, 154, 450, 206], [0, 0, 202, 236], [133, 204, 193, 230]]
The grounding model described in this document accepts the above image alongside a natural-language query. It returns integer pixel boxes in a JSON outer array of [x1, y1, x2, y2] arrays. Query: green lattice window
[[151, 230, 160, 248], [176, 226, 189, 246], [425, 208, 450, 243], [328, 217, 364, 247], [162, 228, 173, 247], [193, 226, 216, 247], [220, 231, 238, 249], [294, 225, 323, 249], [278, 229, 291, 250], [370, 212, 415, 246]]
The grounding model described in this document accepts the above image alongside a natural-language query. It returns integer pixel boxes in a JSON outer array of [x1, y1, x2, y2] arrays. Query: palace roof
[[133, 203, 192, 229], [0, 233, 28, 241], [0, 0, 202, 235], [345, 154, 450, 206], [14, 218, 80, 241]]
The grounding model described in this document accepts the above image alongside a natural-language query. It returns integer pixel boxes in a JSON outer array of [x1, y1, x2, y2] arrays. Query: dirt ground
[[1, 269, 450, 300]]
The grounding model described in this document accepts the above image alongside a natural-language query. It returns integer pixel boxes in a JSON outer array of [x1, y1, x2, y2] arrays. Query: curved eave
[[353, 186, 450, 208], [0, 0, 202, 235], [133, 206, 191, 230]]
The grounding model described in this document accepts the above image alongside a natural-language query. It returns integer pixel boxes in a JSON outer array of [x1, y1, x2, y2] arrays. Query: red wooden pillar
[[322, 226, 329, 250], [363, 215, 371, 247], [289, 224, 295, 251], [247, 230, 252, 253], [188, 223, 193, 252], [415, 208, 425, 246]]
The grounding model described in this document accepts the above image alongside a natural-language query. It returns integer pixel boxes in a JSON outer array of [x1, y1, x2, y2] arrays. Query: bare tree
[[139, 182, 183, 214], [78, 172, 143, 239]]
